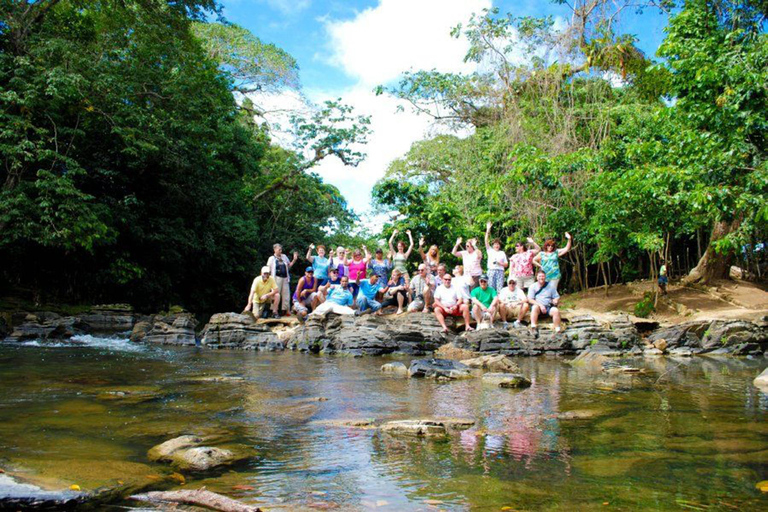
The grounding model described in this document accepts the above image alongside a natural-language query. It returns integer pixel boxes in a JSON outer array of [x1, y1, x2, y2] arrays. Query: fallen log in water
[[130, 488, 261, 512]]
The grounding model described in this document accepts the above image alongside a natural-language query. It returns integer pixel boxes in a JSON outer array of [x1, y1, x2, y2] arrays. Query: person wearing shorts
[[292, 266, 319, 322], [470, 274, 498, 326], [509, 237, 541, 291], [243, 266, 280, 319], [408, 264, 434, 312], [527, 271, 563, 333], [498, 276, 529, 328], [433, 274, 473, 333]]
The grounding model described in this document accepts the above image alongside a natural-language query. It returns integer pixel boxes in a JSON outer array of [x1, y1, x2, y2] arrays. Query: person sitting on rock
[[292, 266, 319, 323], [433, 263, 447, 288], [485, 221, 509, 293], [381, 268, 409, 314], [243, 266, 280, 319], [306, 244, 330, 285], [452, 265, 472, 305], [408, 263, 434, 313], [498, 276, 529, 329], [316, 267, 342, 304], [433, 274, 473, 333], [471, 274, 498, 328], [527, 270, 563, 334], [312, 276, 357, 316], [356, 272, 385, 315], [452, 236, 483, 289]]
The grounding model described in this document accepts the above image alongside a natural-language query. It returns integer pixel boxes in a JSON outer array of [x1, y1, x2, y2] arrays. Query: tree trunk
[[684, 220, 739, 285]]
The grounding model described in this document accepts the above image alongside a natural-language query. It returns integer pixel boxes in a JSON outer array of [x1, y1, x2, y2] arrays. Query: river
[[1, 336, 766, 510]]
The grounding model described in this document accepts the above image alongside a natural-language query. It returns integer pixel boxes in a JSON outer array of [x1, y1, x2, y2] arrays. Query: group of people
[[243, 223, 573, 333]]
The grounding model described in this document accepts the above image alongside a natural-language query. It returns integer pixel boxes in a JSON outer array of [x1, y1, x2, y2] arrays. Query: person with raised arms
[[292, 266, 319, 323], [470, 274, 498, 327], [452, 236, 483, 289], [306, 244, 330, 285], [532, 232, 572, 291], [329, 246, 347, 279], [356, 272, 385, 315], [418, 237, 440, 270], [267, 243, 298, 317], [498, 276, 529, 329], [433, 274, 473, 333], [485, 221, 509, 293], [509, 237, 541, 291], [312, 276, 357, 317], [243, 266, 280, 319], [527, 270, 563, 334], [368, 247, 392, 282], [344, 246, 371, 298], [389, 229, 414, 282]]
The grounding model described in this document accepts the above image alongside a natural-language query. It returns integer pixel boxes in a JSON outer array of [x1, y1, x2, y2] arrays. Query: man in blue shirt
[[312, 276, 357, 316], [527, 271, 563, 333], [356, 273, 385, 315]]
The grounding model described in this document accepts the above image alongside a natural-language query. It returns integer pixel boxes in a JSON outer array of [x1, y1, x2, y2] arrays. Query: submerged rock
[[381, 362, 408, 374], [379, 418, 475, 438], [200, 313, 283, 350], [0, 474, 85, 510], [408, 359, 472, 380], [481, 373, 532, 388], [556, 409, 603, 420], [147, 435, 248, 472], [461, 354, 520, 373], [754, 368, 768, 391], [310, 419, 377, 429]]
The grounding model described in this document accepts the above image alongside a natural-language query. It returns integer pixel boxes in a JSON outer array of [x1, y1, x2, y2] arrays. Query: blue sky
[[219, 0, 670, 220]]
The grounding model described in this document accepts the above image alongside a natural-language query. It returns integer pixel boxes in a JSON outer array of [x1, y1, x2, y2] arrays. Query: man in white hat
[[243, 266, 280, 319]]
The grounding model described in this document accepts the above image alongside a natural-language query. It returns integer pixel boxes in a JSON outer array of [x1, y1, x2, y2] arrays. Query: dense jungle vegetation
[[0, 0, 765, 313], [0, 0, 370, 312], [373, 0, 767, 291]]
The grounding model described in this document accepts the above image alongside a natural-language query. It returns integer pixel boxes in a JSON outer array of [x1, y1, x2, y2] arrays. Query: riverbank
[[3, 280, 766, 358]]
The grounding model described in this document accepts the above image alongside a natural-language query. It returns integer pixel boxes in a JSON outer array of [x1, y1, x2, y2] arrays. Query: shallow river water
[[0, 337, 766, 511]]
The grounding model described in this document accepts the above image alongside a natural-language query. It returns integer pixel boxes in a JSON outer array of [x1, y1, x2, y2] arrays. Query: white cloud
[[324, 0, 492, 86]]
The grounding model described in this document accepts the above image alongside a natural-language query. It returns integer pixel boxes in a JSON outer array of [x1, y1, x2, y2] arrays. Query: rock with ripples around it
[[408, 358, 472, 380], [481, 373, 531, 388], [379, 418, 475, 438], [147, 435, 249, 472], [754, 368, 768, 391], [200, 313, 283, 350]]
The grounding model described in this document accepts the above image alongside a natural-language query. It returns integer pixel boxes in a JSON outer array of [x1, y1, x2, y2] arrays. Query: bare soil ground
[[563, 278, 768, 325]]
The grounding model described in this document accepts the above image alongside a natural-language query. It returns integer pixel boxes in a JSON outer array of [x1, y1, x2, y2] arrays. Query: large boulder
[[408, 358, 472, 380], [80, 304, 136, 334], [379, 418, 475, 438], [200, 313, 283, 350], [4, 313, 90, 342], [147, 435, 247, 472], [287, 312, 444, 356], [700, 320, 767, 353], [460, 354, 520, 373], [141, 313, 197, 346]]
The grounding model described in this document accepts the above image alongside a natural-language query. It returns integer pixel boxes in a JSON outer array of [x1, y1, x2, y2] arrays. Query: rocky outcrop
[[4, 312, 90, 342], [379, 418, 475, 438], [79, 304, 136, 333], [137, 313, 198, 346], [646, 319, 767, 356], [200, 313, 283, 350], [408, 358, 472, 380], [287, 313, 445, 356]]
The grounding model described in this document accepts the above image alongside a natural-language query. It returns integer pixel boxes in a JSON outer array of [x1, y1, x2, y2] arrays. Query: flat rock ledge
[[311, 418, 475, 438]]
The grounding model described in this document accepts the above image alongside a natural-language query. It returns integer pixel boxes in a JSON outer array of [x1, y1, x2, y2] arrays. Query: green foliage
[[0, 0, 364, 313], [634, 292, 656, 318]]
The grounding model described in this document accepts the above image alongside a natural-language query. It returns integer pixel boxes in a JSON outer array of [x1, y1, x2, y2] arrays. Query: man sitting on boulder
[[470, 274, 498, 328], [356, 272, 385, 315], [408, 263, 434, 312], [316, 267, 342, 304], [312, 276, 357, 316], [498, 275, 529, 329], [433, 274, 473, 333], [527, 270, 563, 334], [243, 266, 280, 319]]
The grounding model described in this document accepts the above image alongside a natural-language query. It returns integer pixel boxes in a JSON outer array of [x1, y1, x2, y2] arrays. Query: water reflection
[[0, 343, 765, 511]]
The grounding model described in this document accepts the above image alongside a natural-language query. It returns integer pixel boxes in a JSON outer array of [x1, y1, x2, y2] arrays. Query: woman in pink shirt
[[452, 237, 483, 289], [344, 247, 370, 298], [509, 237, 541, 290]]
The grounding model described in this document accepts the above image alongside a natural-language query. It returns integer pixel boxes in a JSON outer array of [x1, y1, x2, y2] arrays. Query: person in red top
[[343, 246, 371, 298]]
